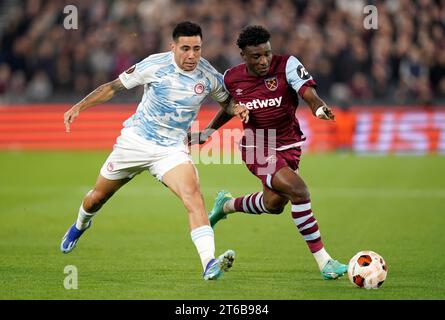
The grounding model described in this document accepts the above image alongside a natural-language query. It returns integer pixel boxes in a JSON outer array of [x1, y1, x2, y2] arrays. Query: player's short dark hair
[[172, 21, 202, 41], [237, 25, 271, 50]]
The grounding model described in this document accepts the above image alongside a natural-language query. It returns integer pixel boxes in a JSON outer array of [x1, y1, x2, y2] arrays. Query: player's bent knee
[[265, 206, 285, 215], [263, 196, 288, 214], [288, 187, 310, 203]]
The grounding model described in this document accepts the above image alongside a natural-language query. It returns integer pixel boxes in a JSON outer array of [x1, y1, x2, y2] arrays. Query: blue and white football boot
[[203, 249, 235, 280], [60, 221, 92, 254]]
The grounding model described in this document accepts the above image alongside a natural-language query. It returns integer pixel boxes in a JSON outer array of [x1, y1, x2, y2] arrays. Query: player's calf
[[263, 196, 287, 214], [209, 190, 289, 227], [83, 189, 113, 212], [264, 206, 284, 214]]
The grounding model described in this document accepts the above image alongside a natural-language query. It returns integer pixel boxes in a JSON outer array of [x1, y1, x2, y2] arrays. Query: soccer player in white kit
[[60, 22, 248, 280]]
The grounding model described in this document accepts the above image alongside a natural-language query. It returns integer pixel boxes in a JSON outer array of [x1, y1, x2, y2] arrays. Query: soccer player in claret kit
[[193, 25, 348, 279]]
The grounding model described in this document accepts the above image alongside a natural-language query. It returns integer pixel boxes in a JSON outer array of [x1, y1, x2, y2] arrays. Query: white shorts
[[100, 127, 193, 182]]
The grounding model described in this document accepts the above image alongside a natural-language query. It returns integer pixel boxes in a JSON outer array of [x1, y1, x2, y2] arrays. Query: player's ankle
[[223, 199, 236, 214], [313, 247, 332, 270]]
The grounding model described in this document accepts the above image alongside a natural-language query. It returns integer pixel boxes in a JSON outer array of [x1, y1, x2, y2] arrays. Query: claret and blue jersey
[[223, 55, 316, 149]]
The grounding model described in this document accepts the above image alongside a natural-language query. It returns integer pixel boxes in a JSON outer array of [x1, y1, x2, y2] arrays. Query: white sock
[[313, 247, 332, 270], [75, 205, 96, 230], [191, 225, 215, 271], [223, 199, 236, 213]]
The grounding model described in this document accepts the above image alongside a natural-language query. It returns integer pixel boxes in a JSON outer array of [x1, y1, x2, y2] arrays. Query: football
[[348, 251, 388, 289]]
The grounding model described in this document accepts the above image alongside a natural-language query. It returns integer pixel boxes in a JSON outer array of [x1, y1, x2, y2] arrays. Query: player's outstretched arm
[[188, 98, 249, 145], [302, 87, 335, 121], [218, 97, 249, 123], [64, 78, 126, 132], [187, 108, 229, 145]]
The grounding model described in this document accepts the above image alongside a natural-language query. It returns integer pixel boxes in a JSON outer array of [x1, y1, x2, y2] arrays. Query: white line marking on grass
[[1, 186, 444, 198]]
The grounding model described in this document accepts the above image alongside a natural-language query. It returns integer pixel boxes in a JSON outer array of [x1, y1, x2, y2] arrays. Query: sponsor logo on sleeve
[[125, 65, 136, 74], [296, 65, 310, 80]]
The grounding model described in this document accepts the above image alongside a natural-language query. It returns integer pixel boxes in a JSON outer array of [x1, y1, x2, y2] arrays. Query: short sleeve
[[285, 56, 316, 96], [119, 57, 157, 89]]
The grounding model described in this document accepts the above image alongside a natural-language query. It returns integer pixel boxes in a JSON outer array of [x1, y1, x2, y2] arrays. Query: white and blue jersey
[[119, 51, 229, 147]]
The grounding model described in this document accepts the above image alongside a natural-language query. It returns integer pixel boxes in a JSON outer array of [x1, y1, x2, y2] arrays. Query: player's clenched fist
[[315, 105, 335, 121], [187, 128, 215, 146], [233, 103, 249, 123]]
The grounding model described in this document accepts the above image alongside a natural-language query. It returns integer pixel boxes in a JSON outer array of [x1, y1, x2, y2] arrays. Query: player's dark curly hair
[[172, 21, 202, 41], [236, 25, 271, 50]]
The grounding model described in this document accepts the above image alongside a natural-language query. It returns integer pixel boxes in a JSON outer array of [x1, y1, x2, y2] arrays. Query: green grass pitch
[[0, 151, 444, 299]]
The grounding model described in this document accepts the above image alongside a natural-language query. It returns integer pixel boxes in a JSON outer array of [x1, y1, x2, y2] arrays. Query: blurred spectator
[[26, 70, 53, 101], [400, 48, 428, 91], [349, 72, 372, 101], [0, 0, 443, 105], [6, 70, 27, 103], [0, 64, 11, 94], [430, 50, 445, 99]]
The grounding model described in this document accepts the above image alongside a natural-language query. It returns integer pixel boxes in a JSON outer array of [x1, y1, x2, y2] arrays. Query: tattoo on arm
[[219, 97, 235, 115], [77, 85, 105, 105], [109, 79, 126, 93], [76, 78, 125, 109]]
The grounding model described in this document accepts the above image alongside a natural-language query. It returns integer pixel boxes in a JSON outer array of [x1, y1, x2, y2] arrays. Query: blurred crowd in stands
[[0, 0, 444, 105]]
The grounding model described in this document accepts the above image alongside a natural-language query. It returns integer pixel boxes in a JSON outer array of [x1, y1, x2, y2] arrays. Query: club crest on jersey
[[264, 76, 278, 91], [194, 82, 205, 94]]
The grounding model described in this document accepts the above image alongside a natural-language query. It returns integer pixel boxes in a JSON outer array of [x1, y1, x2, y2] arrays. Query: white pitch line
[[0, 186, 444, 198]]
